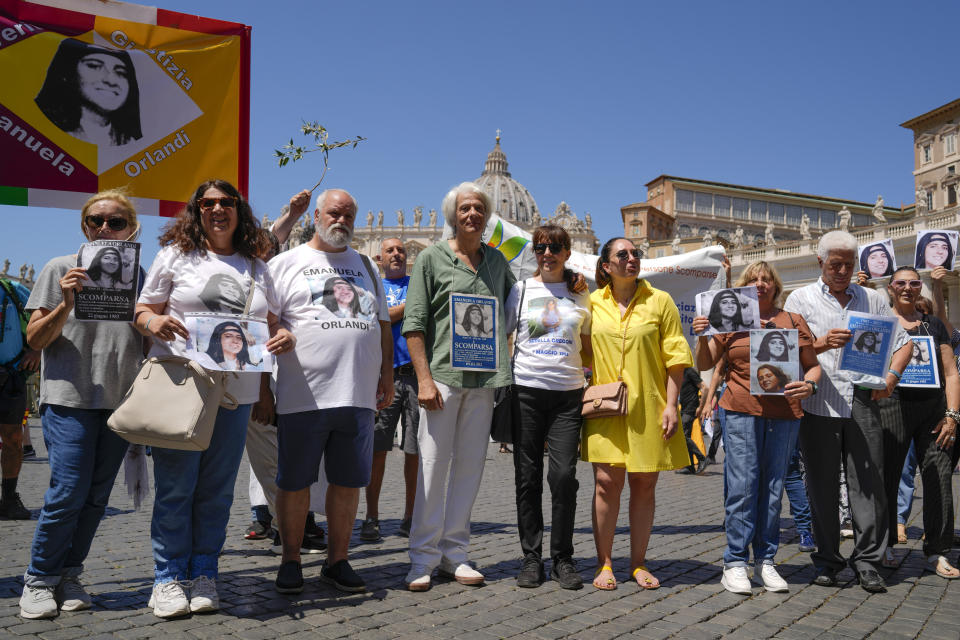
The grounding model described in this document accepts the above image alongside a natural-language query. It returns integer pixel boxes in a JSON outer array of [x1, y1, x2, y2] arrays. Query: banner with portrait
[[0, 0, 250, 216], [74, 239, 139, 320], [749, 329, 800, 395], [838, 311, 899, 378], [450, 293, 498, 371], [914, 230, 959, 271], [858, 239, 896, 280], [900, 335, 940, 389], [183, 313, 271, 374]]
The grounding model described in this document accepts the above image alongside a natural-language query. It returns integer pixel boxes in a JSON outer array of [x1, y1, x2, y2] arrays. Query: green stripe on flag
[[0, 186, 27, 206]]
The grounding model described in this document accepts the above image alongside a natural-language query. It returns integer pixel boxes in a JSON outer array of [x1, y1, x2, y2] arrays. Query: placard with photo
[[183, 313, 272, 374], [858, 239, 896, 280], [914, 229, 959, 271], [74, 240, 140, 321], [838, 311, 899, 378], [694, 286, 760, 335], [450, 293, 498, 371], [900, 335, 940, 389], [749, 329, 800, 395]]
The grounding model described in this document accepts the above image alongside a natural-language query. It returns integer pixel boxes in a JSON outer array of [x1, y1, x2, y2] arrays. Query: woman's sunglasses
[[890, 279, 923, 289], [198, 197, 237, 211], [533, 242, 566, 255], [614, 249, 641, 260], [84, 215, 129, 231]]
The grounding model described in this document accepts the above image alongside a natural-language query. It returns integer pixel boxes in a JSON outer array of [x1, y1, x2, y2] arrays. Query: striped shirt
[[783, 277, 906, 418]]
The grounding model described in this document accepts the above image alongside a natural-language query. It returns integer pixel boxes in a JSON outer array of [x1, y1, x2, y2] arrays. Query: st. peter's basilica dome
[[474, 134, 540, 226]]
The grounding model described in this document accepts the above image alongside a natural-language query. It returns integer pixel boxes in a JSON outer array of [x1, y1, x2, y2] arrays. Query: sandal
[[927, 555, 960, 579], [499, 445, 512, 454], [896, 523, 907, 544], [593, 565, 616, 590], [632, 565, 660, 590]]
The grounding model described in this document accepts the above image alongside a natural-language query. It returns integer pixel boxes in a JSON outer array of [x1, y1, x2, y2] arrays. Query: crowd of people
[[2, 179, 958, 622]]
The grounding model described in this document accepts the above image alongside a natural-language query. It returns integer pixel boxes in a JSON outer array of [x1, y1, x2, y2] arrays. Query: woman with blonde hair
[[694, 260, 821, 594]]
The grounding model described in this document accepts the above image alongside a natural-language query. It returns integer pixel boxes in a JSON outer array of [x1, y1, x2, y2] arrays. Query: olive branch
[[274, 121, 367, 192]]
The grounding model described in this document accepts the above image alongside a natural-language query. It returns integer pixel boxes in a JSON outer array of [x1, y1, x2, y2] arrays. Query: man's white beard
[[321, 224, 353, 248]]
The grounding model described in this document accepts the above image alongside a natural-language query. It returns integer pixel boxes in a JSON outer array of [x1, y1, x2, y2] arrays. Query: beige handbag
[[582, 302, 633, 419], [108, 355, 238, 450]]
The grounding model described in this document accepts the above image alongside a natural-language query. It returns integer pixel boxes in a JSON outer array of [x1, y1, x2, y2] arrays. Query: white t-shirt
[[269, 244, 389, 414], [138, 246, 279, 404], [505, 278, 591, 391]]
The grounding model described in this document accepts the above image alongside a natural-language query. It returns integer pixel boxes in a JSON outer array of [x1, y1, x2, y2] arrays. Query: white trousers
[[408, 381, 494, 568], [246, 419, 326, 516]]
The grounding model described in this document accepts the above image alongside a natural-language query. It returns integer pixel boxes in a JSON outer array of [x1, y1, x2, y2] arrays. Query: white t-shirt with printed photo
[[269, 243, 389, 414], [505, 278, 591, 392], [138, 246, 279, 404]]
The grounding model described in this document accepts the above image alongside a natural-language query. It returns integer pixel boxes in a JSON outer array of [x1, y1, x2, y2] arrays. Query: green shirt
[[402, 241, 516, 388]]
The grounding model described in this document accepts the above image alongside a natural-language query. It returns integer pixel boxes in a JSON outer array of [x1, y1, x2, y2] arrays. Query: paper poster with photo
[[450, 293, 498, 371], [74, 240, 139, 321], [306, 271, 379, 324], [838, 311, 898, 378], [183, 313, 272, 374], [914, 230, 959, 271], [749, 329, 800, 395], [694, 286, 760, 335], [900, 335, 940, 389], [858, 239, 896, 280]]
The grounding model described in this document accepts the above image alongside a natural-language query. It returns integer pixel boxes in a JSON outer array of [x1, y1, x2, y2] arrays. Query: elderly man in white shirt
[[783, 230, 911, 594]]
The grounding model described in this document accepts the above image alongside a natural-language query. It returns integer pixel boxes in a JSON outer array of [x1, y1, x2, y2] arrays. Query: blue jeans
[[151, 404, 251, 583], [25, 405, 129, 586], [722, 410, 800, 567], [897, 441, 917, 525], [783, 442, 812, 535]]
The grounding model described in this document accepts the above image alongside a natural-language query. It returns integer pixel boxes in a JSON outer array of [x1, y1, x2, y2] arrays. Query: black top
[[900, 314, 950, 402], [679, 366, 702, 415]]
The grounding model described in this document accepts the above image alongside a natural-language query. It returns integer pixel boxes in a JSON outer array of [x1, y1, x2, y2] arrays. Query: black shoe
[[21, 445, 36, 459], [304, 513, 324, 538], [0, 493, 30, 520], [516, 556, 544, 588], [245, 520, 274, 540], [853, 567, 886, 593], [675, 467, 694, 475], [551, 558, 583, 590], [359, 517, 381, 542], [275, 561, 303, 594], [398, 518, 411, 538], [811, 568, 838, 587], [694, 457, 709, 475], [320, 559, 365, 593]]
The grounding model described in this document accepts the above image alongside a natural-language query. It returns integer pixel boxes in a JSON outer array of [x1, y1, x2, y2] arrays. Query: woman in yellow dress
[[583, 237, 693, 590]]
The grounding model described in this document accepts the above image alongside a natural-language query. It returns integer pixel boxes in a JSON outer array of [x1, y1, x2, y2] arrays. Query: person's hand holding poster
[[450, 293, 498, 371], [74, 240, 139, 321], [915, 230, 959, 271], [183, 313, 272, 373], [838, 311, 899, 378], [900, 335, 940, 388], [858, 240, 896, 279], [749, 329, 800, 395], [694, 286, 760, 335]]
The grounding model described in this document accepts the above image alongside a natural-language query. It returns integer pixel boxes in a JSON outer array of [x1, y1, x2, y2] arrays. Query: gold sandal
[[632, 565, 660, 590], [593, 565, 616, 590]]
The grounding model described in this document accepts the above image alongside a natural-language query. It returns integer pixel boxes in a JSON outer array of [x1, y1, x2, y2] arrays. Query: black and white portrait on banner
[[694, 286, 760, 335], [74, 240, 139, 321]]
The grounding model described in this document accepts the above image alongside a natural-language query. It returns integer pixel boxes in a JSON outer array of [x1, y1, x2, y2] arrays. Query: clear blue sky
[[2, 0, 958, 273]]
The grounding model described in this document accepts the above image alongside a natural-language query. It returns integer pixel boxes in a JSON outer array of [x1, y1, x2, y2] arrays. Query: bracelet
[[888, 368, 902, 380], [146, 315, 156, 332], [945, 409, 960, 423]]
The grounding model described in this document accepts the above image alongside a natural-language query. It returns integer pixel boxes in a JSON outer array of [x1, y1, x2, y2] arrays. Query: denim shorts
[[373, 369, 419, 454], [277, 407, 374, 490]]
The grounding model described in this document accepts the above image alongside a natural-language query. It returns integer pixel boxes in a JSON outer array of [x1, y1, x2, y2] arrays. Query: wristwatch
[[804, 380, 818, 395]]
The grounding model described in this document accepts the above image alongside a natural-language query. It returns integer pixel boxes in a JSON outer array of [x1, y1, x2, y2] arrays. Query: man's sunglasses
[[533, 242, 566, 255], [198, 197, 237, 211], [84, 215, 128, 231], [890, 279, 923, 289], [615, 249, 641, 260]]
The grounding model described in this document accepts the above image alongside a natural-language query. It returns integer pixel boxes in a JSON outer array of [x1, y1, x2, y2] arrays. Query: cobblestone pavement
[[1, 418, 959, 639]]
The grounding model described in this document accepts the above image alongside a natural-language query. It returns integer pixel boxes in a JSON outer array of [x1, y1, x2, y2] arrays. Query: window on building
[[949, 165, 956, 175], [768, 203, 784, 223], [656, 248, 665, 257], [927, 191, 934, 211], [714, 196, 731, 217], [718, 229, 730, 240], [946, 133, 957, 156], [949, 185, 957, 206], [819, 209, 836, 228], [853, 214, 872, 227], [803, 207, 821, 227], [923, 144, 932, 163], [694, 192, 713, 215], [732, 198, 748, 220], [679, 224, 692, 237], [631, 223, 639, 236], [676, 189, 695, 213], [786, 205, 802, 225], [750, 200, 767, 221]]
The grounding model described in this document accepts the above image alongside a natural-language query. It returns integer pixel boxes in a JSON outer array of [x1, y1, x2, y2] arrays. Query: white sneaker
[[20, 584, 58, 619], [405, 564, 433, 592], [755, 563, 788, 592], [438, 561, 484, 586], [188, 575, 219, 613], [56, 575, 91, 611], [720, 566, 752, 595], [148, 580, 190, 619]]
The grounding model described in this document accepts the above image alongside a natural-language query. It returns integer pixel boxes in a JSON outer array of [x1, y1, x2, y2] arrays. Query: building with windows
[[901, 98, 960, 213]]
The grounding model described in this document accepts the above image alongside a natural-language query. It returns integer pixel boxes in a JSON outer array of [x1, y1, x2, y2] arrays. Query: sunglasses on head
[[890, 279, 923, 289], [84, 215, 128, 231], [615, 249, 641, 260], [198, 197, 237, 211], [533, 242, 565, 255]]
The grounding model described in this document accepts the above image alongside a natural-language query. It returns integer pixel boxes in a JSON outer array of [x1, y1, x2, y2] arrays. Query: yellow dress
[[582, 280, 694, 472]]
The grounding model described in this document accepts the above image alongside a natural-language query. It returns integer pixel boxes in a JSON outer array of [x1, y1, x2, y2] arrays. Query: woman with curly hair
[[134, 179, 293, 619], [755, 364, 790, 393]]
